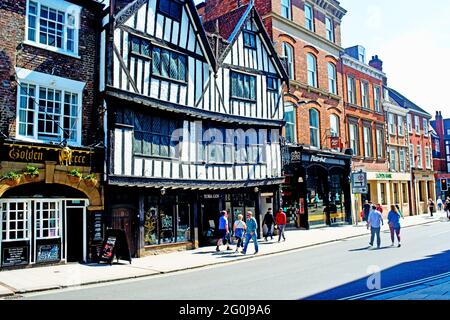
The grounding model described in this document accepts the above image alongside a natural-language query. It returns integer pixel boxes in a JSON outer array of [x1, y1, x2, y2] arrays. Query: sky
[[339, 0, 450, 119], [193, 0, 450, 119]]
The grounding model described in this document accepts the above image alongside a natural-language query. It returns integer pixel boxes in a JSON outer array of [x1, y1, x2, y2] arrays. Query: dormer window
[[25, 0, 80, 57]]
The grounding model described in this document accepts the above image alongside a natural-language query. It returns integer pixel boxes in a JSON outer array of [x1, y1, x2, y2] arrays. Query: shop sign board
[[36, 244, 60, 263], [352, 171, 368, 194], [2, 246, 28, 267]]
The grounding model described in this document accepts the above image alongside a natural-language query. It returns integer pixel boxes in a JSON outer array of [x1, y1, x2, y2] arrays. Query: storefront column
[[377, 182, 382, 206], [137, 194, 145, 258], [193, 198, 199, 249], [255, 190, 262, 239], [385, 182, 391, 210]]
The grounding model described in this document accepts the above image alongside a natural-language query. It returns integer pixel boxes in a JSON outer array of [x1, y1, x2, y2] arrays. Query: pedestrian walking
[[362, 200, 371, 222], [376, 203, 383, 215], [216, 210, 232, 252], [263, 208, 275, 241], [275, 208, 287, 242], [428, 198, 435, 217], [446, 198, 450, 220], [388, 205, 402, 248], [233, 214, 246, 253], [242, 211, 258, 255], [395, 204, 404, 218], [437, 197, 443, 212], [367, 205, 384, 249]]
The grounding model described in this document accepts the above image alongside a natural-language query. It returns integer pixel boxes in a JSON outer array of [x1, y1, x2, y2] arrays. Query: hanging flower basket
[[2, 171, 22, 186], [23, 165, 40, 182], [83, 173, 98, 188], [67, 169, 82, 184]]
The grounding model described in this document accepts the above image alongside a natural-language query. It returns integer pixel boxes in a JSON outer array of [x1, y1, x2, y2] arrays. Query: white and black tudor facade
[[99, 0, 288, 255]]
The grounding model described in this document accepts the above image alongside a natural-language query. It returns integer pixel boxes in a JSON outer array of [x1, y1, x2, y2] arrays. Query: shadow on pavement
[[304, 249, 450, 300]]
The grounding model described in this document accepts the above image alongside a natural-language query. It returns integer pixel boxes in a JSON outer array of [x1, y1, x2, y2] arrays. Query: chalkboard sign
[[36, 244, 60, 263], [2, 246, 28, 267], [91, 212, 103, 241], [98, 229, 132, 264]]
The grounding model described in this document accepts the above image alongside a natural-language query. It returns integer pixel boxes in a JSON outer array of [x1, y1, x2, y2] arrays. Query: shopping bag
[[263, 224, 268, 236]]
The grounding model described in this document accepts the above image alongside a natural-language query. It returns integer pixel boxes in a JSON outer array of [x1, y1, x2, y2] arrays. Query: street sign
[[351, 171, 368, 194]]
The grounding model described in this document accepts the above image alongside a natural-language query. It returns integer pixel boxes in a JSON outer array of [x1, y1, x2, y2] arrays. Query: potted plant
[[23, 165, 40, 182], [67, 168, 82, 183], [83, 173, 98, 188], [1, 171, 22, 186]]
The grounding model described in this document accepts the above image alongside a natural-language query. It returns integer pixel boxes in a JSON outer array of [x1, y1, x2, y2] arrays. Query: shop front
[[282, 147, 352, 230], [106, 183, 280, 256], [355, 172, 412, 218], [412, 170, 436, 215], [0, 140, 104, 269]]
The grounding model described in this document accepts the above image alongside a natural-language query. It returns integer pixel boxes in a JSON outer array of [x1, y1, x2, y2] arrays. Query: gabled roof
[[385, 87, 431, 117], [202, 2, 289, 83], [114, 0, 216, 70]]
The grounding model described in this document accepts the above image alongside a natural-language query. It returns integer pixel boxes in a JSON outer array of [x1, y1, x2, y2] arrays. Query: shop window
[[380, 183, 387, 205], [1, 202, 30, 241], [35, 201, 61, 239], [402, 183, 408, 204]]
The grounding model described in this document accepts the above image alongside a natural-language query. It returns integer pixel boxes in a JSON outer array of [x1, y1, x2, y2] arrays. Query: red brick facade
[[0, 0, 102, 146]]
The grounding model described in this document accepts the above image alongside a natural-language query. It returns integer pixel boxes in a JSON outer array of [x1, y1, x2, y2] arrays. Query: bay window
[[26, 0, 80, 56], [16, 68, 84, 145]]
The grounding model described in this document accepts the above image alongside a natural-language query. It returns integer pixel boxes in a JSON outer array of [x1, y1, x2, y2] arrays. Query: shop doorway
[[111, 206, 136, 257], [66, 207, 84, 262], [200, 198, 221, 246]]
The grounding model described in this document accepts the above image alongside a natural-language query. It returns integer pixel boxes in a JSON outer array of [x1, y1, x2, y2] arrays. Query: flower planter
[[3, 178, 21, 186], [68, 175, 82, 184], [84, 178, 97, 188], [24, 174, 39, 182]]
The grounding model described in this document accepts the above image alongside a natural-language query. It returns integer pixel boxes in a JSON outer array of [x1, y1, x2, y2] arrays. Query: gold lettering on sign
[[9, 148, 44, 161], [59, 147, 73, 166]]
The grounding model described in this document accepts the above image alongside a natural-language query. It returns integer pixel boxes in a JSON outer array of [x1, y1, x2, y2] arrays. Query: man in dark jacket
[[263, 208, 275, 241]]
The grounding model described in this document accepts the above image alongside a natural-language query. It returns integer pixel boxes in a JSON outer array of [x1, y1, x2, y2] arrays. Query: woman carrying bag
[[233, 214, 247, 253]]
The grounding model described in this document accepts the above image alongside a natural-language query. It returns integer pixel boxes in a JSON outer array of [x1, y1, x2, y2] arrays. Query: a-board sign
[[36, 244, 60, 263], [2, 246, 28, 267], [98, 229, 132, 264]]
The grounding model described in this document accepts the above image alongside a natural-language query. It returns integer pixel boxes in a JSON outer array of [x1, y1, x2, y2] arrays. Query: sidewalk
[[0, 214, 445, 298]]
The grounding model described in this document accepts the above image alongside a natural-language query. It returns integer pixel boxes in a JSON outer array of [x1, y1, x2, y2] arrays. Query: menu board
[[91, 212, 103, 241], [2, 247, 28, 267], [36, 244, 60, 263], [99, 236, 117, 262], [98, 229, 131, 264]]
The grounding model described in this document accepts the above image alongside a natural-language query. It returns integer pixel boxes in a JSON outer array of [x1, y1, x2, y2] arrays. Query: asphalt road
[[22, 221, 450, 300]]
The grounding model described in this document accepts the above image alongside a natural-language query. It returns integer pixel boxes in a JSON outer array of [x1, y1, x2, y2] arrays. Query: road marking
[[340, 271, 450, 300]]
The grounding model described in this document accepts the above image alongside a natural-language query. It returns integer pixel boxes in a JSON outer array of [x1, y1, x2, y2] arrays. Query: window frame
[[415, 115, 420, 135], [15, 69, 84, 146], [307, 53, 317, 88], [399, 149, 406, 172], [284, 104, 297, 144], [281, 0, 292, 20], [373, 86, 381, 112], [361, 81, 370, 109], [349, 121, 359, 156], [417, 145, 422, 169], [243, 30, 257, 50], [267, 75, 279, 91], [325, 16, 334, 42], [409, 144, 415, 168], [309, 108, 320, 148], [282, 42, 295, 80], [363, 124, 372, 158], [304, 3, 314, 32], [423, 119, 429, 136], [24, 0, 81, 57], [425, 147, 431, 169], [398, 115, 404, 136], [327, 63, 337, 94], [376, 127, 384, 159], [151, 45, 188, 84], [230, 71, 257, 102], [157, 0, 182, 22], [347, 76, 356, 105], [390, 148, 397, 172]]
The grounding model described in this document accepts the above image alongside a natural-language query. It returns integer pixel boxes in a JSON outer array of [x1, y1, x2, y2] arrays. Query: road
[[21, 221, 450, 300]]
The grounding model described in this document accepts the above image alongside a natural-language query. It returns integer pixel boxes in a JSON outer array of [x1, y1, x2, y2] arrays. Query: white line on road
[[340, 271, 450, 300]]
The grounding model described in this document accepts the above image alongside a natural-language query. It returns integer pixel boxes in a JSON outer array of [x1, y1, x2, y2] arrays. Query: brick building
[[431, 111, 450, 201], [202, 0, 352, 229], [386, 87, 435, 215], [341, 48, 393, 219], [0, 0, 104, 268]]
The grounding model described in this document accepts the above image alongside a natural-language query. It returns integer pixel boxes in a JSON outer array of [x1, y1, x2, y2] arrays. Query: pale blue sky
[[340, 0, 450, 119], [194, 0, 450, 118]]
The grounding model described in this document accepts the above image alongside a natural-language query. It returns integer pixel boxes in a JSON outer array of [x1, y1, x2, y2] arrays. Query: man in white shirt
[[367, 205, 384, 249]]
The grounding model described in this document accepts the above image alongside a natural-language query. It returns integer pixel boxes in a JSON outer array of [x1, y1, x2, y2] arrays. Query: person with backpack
[[233, 214, 246, 253]]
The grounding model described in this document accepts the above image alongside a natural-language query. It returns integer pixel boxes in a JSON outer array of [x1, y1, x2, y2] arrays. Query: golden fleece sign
[[1, 142, 93, 166]]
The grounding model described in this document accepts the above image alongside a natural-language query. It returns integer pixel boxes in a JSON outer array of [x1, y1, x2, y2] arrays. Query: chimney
[[369, 55, 383, 72]]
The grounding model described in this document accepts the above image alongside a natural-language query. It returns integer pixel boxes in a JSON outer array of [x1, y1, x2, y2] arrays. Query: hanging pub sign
[[0, 141, 93, 166], [2, 246, 28, 267], [98, 229, 132, 265]]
